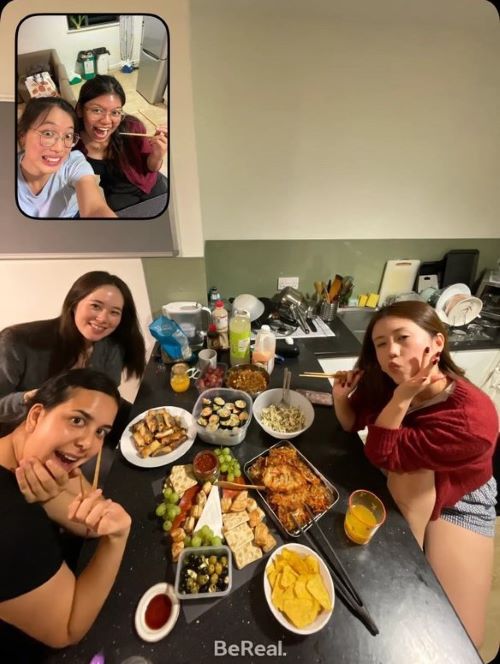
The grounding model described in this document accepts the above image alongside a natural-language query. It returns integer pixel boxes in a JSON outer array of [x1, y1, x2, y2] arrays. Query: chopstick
[[79, 473, 85, 498], [91, 447, 102, 492], [119, 132, 156, 137], [217, 480, 266, 491], [299, 371, 346, 379], [290, 512, 379, 636], [138, 109, 159, 128], [303, 503, 363, 606]]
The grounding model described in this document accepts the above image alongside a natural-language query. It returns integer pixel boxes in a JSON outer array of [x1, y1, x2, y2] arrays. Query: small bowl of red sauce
[[192, 449, 220, 483], [135, 582, 180, 642]]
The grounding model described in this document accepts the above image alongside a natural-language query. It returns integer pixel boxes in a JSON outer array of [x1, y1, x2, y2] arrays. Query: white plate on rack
[[120, 406, 196, 468], [433, 283, 471, 313]]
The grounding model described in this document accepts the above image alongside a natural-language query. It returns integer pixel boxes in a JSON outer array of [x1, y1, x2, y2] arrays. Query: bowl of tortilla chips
[[263, 543, 334, 635]]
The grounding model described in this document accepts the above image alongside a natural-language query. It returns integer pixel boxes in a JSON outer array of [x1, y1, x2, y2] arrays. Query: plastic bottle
[[212, 300, 229, 349], [206, 323, 220, 350], [229, 308, 251, 366], [252, 325, 276, 374]]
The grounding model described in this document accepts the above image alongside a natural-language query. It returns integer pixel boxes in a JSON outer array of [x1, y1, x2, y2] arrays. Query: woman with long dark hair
[[74, 75, 168, 211], [333, 301, 498, 647], [0, 270, 145, 419], [17, 97, 117, 218], [0, 369, 131, 660]]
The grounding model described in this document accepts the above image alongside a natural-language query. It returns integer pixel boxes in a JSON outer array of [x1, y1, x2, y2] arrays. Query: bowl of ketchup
[[135, 582, 180, 642]]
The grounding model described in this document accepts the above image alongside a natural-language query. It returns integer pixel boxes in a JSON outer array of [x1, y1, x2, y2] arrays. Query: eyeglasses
[[85, 106, 125, 120], [33, 129, 80, 148]]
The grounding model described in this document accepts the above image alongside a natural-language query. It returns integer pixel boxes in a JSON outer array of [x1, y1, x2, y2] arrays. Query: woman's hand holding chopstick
[[147, 124, 168, 172]]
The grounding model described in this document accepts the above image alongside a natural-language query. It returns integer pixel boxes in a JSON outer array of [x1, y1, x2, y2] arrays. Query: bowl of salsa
[[192, 449, 220, 483]]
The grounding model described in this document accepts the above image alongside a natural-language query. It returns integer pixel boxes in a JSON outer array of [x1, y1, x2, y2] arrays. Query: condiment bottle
[[212, 300, 229, 349], [252, 325, 276, 374], [229, 308, 251, 366], [206, 323, 220, 350]]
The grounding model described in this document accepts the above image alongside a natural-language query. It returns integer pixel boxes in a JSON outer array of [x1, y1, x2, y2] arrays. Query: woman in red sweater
[[333, 301, 498, 647]]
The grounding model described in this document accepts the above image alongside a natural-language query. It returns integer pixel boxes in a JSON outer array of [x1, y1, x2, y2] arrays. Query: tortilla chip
[[307, 574, 332, 611], [282, 597, 319, 628]]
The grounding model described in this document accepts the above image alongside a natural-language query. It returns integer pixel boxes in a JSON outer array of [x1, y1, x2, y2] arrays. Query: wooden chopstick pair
[[119, 132, 156, 138], [290, 507, 379, 636], [217, 479, 265, 491], [78, 447, 102, 497], [299, 371, 347, 379]]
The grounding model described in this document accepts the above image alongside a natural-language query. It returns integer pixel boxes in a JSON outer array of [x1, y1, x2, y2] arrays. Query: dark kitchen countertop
[[45, 344, 483, 664]]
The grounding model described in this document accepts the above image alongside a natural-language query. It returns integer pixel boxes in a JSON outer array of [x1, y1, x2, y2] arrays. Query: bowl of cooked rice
[[252, 388, 315, 440]]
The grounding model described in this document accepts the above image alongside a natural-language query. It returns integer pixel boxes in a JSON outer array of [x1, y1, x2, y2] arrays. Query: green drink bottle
[[229, 308, 251, 366]]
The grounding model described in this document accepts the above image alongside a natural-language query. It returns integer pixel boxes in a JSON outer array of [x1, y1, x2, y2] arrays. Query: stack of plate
[[424, 284, 482, 326]]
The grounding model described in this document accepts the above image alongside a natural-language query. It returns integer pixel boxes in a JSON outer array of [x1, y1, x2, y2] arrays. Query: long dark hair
[[18, 97, 78, 146], [52, 271, 145, 379], [354, 301, 465, 412], [0, 368, 120, 433], [75, 75, 143, 174]]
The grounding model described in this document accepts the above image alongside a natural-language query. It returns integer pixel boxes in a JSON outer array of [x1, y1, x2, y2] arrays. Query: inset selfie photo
[[16, 13, 169, 220]]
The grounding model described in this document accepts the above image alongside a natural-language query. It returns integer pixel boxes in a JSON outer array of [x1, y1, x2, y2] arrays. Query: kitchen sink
[[337, 308, 375, 344]]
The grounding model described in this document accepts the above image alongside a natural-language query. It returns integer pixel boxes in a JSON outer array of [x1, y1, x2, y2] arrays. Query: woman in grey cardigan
[[0, 271, 145, 420]]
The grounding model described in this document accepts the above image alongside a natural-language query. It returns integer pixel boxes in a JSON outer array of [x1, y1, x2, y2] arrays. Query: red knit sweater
[[350, 378, 498, 520]]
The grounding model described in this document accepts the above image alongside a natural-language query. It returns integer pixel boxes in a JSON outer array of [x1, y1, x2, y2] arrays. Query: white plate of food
[[120, 406, 197, 468]]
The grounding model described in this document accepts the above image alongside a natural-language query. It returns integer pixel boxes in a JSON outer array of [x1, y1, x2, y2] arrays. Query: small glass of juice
[[170, 363, 191, 393], [344, 489, 386, 545]]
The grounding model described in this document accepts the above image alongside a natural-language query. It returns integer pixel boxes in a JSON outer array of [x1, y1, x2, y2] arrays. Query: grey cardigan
[[0, 318, 124, 419]]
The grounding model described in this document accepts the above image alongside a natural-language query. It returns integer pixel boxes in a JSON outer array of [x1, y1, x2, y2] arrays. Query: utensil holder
[[319, 300, 338, 322]]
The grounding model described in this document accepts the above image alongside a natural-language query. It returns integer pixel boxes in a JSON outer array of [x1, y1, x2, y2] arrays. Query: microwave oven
[[476, 270, 500, 321]]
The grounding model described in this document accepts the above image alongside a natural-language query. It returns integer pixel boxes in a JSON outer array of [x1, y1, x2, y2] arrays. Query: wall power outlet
[[277, 276, 299, 290]]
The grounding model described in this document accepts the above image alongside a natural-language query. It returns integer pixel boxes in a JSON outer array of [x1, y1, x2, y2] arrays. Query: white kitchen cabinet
[[452, 349, 500, 413]]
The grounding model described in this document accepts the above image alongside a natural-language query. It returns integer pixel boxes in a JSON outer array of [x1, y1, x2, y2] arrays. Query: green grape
[[220, 463, 228, 473], [172, 505, 181, 516], [226, 473, 234, 482], [223, 454, 232, 464], [211, 536, 222, 546], [166, 491, 179, 504], [233, 468, 242, 478], [201, 525, 212, 538], [163, 486, 173, 499], [184, 535, 191, 547], [165, 505, 178, 520], [155, 503, 168, 517], [222, 447, 231, 455], [191, 535, 202, 548], [214, 447, 222, 456], [162, 519, 172, 532]]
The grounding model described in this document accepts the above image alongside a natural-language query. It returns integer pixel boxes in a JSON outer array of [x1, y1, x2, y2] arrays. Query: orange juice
[[170, 363, 191, 393], [344, 503, 379, 544]]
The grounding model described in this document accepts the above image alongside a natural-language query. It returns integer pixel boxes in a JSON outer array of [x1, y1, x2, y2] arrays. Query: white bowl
[[135, 582, 180, 642], [232, 294, 265, 321], [263, 543, 334, 635], [253, 388, 315, 440]]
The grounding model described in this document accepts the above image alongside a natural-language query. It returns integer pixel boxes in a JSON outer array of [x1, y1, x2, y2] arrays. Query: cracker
[[230, 490, 248, 512], [248, 506, 265, 528], [232, 541, 263, 570], [169, 464, 197, 495], [224, 522, 254, 549], [222, 511, 249, 532]]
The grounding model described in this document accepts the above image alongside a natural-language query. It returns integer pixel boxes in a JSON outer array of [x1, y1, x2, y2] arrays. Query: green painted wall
[[205, 239, 500, 300], [142, 257, 208, 316]]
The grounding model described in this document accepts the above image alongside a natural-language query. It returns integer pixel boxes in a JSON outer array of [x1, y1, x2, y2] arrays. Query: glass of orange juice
[[344, 489, 386, 545], [170, 363, 191, 393]]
